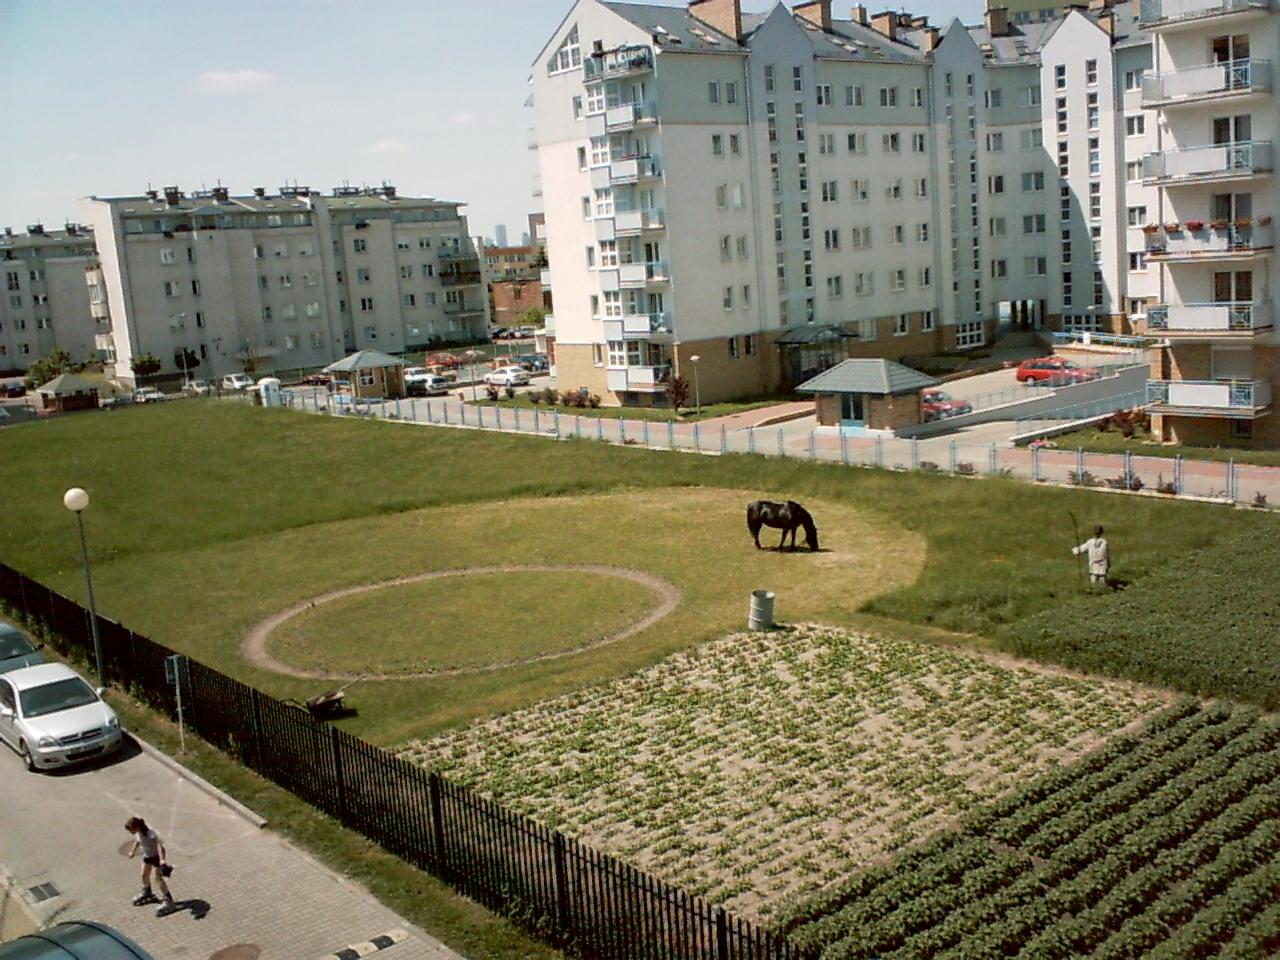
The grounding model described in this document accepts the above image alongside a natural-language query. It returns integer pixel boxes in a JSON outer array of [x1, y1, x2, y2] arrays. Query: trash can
[[257, 377, 283, 408], [748, 589, 775, 630]]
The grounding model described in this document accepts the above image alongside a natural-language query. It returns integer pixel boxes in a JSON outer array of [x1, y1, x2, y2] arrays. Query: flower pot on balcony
[[1165, 223, 1181, 232], [1235, 219, 1253, 229], [1141, 224, 1160, 234], [1210, 220, 1230, 230], [1185, 220, 1205, 232], [1259, 216, 1272, 227]]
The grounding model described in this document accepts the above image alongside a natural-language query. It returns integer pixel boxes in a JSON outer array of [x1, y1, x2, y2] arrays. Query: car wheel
[[18, 740, 37, 772]]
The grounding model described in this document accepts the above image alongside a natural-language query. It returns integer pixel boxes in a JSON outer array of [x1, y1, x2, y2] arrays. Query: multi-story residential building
[[484, 245, 542, 280], [1137, 0, 1278, 447], [0, 224, 98, 374], [82, 184, 487, 385]]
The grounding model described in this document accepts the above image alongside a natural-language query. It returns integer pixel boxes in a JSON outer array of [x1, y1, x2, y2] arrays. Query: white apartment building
[[0, 224, 98, 374], [1137, 0, 1278, 448], [531, 0, 1190, 407], [82, 185, 487, 385]]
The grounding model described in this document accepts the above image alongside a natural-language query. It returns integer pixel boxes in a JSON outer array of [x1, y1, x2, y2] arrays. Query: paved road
[[0, 733, 460, 960]]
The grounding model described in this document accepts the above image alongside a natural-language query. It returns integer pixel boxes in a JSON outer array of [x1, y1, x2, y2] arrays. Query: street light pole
[[689, 354, 702, 417], [63, 487, 104, 687], [466, 349, 479, 403]]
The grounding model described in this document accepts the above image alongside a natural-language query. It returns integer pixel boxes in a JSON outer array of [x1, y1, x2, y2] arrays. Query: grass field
[[472, 392, 799, 422], [1050, 423, 1280, 468]]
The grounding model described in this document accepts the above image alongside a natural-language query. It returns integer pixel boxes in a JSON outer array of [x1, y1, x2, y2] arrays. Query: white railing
[[602, 313, 670, 340], [1140, 0, 1273, 26], [610, 157, 661, 183], [1142, 141, 1273, 181], [1148, 378, 1272, 409], [605, 102, 657, 130], [1144, 221, 1274, 258], [582, 46, 653, 81], [1142, 59, 1271, 104], [614, 209, 666, 234], [540, 269, 552, 287], [1147, 300, 1272, 332]]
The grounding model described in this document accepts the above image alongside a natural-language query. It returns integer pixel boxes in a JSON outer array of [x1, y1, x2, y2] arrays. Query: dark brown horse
[[747, 500, 819, 552]]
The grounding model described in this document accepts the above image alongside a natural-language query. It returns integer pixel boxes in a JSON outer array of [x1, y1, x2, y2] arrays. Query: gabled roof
[[37, 373, 98, 396], [325, 350, 406, 372], [795, 359, 937, 396], [608, 1, 746, 52]]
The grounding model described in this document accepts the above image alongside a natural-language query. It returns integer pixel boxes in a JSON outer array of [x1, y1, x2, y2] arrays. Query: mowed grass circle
[[267, 569, 661, 675]]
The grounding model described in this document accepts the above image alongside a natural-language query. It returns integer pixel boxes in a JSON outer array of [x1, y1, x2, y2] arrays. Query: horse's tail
[[800, 507, 819, 549]]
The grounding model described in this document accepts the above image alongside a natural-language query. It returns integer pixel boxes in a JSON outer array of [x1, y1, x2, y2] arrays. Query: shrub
[[559, 390, 578, 407], [485, 384, 500, 402], [504, 385, 516, 400], [587, 394, 601, 409]]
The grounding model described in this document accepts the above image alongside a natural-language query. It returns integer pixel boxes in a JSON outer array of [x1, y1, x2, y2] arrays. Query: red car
[[301, 371, 334, 386], [425, 352, 462, 369], [1015, 357, 1099, 385], [921, 389, 974, 422]]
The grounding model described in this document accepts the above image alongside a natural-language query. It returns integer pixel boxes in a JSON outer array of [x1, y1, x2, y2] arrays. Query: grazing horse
[[747, 500, 820, 552]]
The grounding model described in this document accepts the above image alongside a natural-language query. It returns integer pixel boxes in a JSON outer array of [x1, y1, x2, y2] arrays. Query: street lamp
[[688, 354, 702, 417], [465, 349, 480, 403], [63, 487, 105, 687]]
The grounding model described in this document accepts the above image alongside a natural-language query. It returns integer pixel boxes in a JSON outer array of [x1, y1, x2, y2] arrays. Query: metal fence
[[0, 561, 807, 960]]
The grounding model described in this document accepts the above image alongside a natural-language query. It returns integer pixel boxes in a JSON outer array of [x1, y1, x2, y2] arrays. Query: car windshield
[[0, 630, 34, 659], [19, 676, 98, 717]]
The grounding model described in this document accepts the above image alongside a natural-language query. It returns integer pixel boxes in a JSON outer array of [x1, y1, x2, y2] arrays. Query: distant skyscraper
[[495, 223, 509, 247], [522, 232, 531, 246]]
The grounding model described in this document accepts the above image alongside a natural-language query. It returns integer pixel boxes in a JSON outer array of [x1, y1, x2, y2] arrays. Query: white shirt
[[1073, 537, 1110, 575], [133, 828, 161, 859]]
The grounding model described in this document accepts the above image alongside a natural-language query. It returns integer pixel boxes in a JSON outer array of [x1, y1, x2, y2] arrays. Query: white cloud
[[368, 138, 410, 155], [196, 69, 274, 94], [453, 111, 473, 127]]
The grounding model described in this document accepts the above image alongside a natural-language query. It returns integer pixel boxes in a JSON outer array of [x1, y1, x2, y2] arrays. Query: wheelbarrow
[[285, 677, 360, 719]]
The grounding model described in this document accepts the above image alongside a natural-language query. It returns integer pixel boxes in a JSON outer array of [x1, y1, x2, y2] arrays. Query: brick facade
[[489, 279, 545, 328]]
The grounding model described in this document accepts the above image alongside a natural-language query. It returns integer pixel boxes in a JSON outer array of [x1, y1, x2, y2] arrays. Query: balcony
[[540, 269, 552, 287], [614, 210, 665, 236], [1147, 378, 1272, 415], [602, 312, 671, 340], [442, 301, 483, 316], [1147, 300, 1273, 336], [1139, 0, 1274, 29], [1142, 59, 1271, 108], [1143, 220, 1274, 261], [606, 364, 672, 393], [1142, 141, 1272, 185], [618, 260, 669, 287], [604, 102, 657, 132], [543, 314, 555, 337], [93, 333, 115, 351], [439, 271, 483, 287], [582, 46, 653, 82], [437, 248, 479, 263], [609, 156, 661, 185]]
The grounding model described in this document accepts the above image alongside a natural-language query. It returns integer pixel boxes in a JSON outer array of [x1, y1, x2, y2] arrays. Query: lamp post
[[465, 349, 480, 403], [688, 354, 702, 417], [63, 487, 104, 687]]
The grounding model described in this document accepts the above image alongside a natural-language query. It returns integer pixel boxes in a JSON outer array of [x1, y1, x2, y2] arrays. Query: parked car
[[0, 921, 155, 959], [515, 325, 538, 339], [221, 373, 255, 391], [489, 327, 510, 341], [301, 371, 334, 386], [921, 390, 974, 421], [131, 387, 166, 404], [100, 394, 133, 409], [183, 379, 211, 396], [425, 352, 462, 369], [403, 368, 451, 397], [484, 365, 530, 388], [1015, 358, 1099, 385], [0, 662, 124, 772], [3, 381, 25, 398], [513, 353, 550, 373], [0, 624, 44, 674]]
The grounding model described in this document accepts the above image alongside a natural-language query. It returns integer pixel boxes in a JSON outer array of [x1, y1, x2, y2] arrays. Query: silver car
[[0, 663, 123, 771], [0, 623, 44, 674]]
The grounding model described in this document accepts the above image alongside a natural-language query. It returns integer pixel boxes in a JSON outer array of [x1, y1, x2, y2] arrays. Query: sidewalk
[[0, 737, 462, 960]]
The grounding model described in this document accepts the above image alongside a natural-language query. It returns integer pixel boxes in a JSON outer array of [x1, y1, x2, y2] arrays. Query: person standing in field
[[125, 816, 176, 915], [1073, 524, 1110, 585]]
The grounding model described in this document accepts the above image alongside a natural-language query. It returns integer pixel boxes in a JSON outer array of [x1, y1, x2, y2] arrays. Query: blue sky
[[0, 0, 981, 242]]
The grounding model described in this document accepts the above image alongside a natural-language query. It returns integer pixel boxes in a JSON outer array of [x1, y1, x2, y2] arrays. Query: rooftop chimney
[[383, 183, 397, 198], [794, 0, 832, 30], [850, 4, 868, 25], [688, 0, 742, 42], [1088, 0, 1108, 9], [145, 188, 159, 201], [985, 6, 1009, 36], [27, 223, 45, 235], [870, 10, 897, 40], [65, 222, 78, 236], [163, 186, 182, 207], [923, 26, 940, 52], [1097, 10, 1115, 35], [212, 185, 229, 203], [3, 227, 11, 238], [253, 186, 266, 198]]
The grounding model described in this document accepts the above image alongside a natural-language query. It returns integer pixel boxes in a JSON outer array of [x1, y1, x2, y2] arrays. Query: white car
[[0, 663, 124, 772], [132, 387, 165, 404], [484, 366, 530, 388], [403, 368, 450, 397], [221, 373, 255, 391], [184, 379, 211, 396]]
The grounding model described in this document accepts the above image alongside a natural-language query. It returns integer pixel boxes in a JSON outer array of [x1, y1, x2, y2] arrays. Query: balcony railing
[[540, 269, 552, 287], [93, 333, 114, 351], [616, 260, 669, 286], [614, 209, 666, 234], [1140, 0, 1274, 27], [1142, 59, 1271, 106], [583, 46, 653, 82], [437, 248, 479, 262], [605, 102, 657, 131], [440, 271, 483, 287], [610, 156, 662, 184], [1143, 221, 1274, 259], [1147, 300, 1273, 333], [1142, 140, 1272, 183], [442, 301, 482, 315], [602, 312, 671, 340], [606, 364, 672, 393], [1147, 378, 1272, 410]]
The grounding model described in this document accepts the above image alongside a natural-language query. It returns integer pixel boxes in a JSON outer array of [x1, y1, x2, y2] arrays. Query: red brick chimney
[[870, 10, 897, 40], [985, 6, 1009, 37], [850, 4, 869, 25], [688, 0, 742, 42], [794, 0, 833, 30], [922, 26, 940, 52]]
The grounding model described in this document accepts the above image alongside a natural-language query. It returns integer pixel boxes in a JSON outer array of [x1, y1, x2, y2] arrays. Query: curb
[[132, 734, 268, 829]]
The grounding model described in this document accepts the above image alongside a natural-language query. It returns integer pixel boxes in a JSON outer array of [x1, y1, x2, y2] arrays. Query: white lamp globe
[[64, 487, 90, 513], [690, 354, 701, 362]]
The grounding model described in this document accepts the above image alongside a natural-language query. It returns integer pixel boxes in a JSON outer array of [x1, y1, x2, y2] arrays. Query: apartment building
[[0, 224, 98, 374], [532, 0, 1165, 406], [82, 184, 486, 385], [1137, 0, 1278, 448]]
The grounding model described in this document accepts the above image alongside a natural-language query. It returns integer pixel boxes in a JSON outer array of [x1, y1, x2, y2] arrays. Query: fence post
[[1124, 450, 1133, 490], [808, 431, 816, 461], [1076, 447, 1085, 484], [552, 832, 570, 936], [778, 428, 785, 458], [693, 422, 700, 451], [249, 688, 266, 771], [643, 420, 650, 447], [596, 417, 603, 441], [495, 406, 502, 431], [395, 397, 402, 419], [949, 440, 957, 475], [720, 424, 727, 454], [553, 408, 560, 437], [1032, 446, 1041, 482], [330, 725, 348, 824], [428, 772, 447, 874], [840, 429, 848, 465], [911, 438, 920, 471], [576, 415, 583, 439], [748, 425, 756, 455], [989, 443, 997, 476], [715, 906, 730, 960], [875, 435, 884, 468], [620, 419, 627, 444], [667, 420, 674, 449], [533, 407, 540, 433], [1228, 458, 1236, 501], [1174, 454, 1183, 494], [442, 403, 449, 425]]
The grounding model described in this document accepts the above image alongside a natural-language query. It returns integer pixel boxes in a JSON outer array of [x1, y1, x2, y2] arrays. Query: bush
[[504, 386, 516, 400], [486, 385, 500, 401], [588, 394, 601, 409], [559, 390, 578, 407]]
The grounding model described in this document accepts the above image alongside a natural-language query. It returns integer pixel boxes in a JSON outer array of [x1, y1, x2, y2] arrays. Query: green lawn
[[1052, 423, 1280, 468], [472, 392, 801, 422]]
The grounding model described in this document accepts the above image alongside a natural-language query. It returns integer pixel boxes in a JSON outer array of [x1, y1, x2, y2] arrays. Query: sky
[[0, 0, 982, 242]]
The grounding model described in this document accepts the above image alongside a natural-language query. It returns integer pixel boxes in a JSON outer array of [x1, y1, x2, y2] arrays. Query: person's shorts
[[142, 855, 162, 867]]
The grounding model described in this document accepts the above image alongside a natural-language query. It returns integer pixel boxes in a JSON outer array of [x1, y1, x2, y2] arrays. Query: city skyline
[[0, 0, 982, 238]]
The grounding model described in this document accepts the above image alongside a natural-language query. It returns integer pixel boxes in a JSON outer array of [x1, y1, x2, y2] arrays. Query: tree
[[23, 348, 74, 389], [130, 352, 162, 377], [173, 348, 200, 377], [520, 305, 546, 329], [667, 375, 691, 415]]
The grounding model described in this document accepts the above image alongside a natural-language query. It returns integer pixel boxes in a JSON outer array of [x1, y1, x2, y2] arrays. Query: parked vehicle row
[[490, 326, 539, 341], [1015, 357, 1100, 386]]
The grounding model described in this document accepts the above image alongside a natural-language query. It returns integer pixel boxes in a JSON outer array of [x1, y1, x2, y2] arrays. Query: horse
[[747, 500, 820, 552]]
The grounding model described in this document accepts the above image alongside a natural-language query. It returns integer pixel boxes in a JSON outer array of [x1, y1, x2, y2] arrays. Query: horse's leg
[[749, 518, 761, 549], [778, 527, 788, 551]]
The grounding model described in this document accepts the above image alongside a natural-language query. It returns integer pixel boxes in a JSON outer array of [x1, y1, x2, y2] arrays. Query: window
[[846, 84, 863, 107], [572, 95, 583, 119], [894, 314, 909, 335], [163, 281, 179, 298], [360, 297, 374, 311], [854, 272, 872, 296], [353, 238, 366, 253], [988, 175, 1005, 195], [764, 65, 775, 93], [742, 284, 751, 306], [886, 179, 903, 200], [891, 269, 906, 292], [744, 333, 756, 355], [852, 179, 869, 202], [736, 235, 748, 259], [985, 89, 1003, 109], [723, 287, 734, 310], [1024, 256, 1047, 276], [879, 86, 898, 108], [1230, 419, 1252, 440], [1126, 116, 1145, 136], [917, 223, 929, 242], [852, 226, 872, 248], [990, 217, 1006, 237], [712, 134, 724, 157], [986, 132, 1004, 152], [261, 305, 272, 321], [882, 132, 901, 153], [890, 224, 905, 245], [160, 248, 176, 264], [1019, 85, 1041, 108], [281, 303, 297, 320], [827, 275, 843, 298], [726, 82, 737, 104], [912, 132, 926, 153], [991, 259, 1008, 278], [912, 87, 924, 108], [421, 263, 434, 278], [914, 178, 928, 199], [821, 180, 838, 202], [727, 336, 740, 359], [1022, 171, 1045, 192], [819, 132, 835, 155], [793, 66, 802, 92], [1023, 214, 1046, 234], [1089, 182, 1102, 220], [715, 184, 728, 209], [823, 228, 841, 251], [708, 81, 720, 104], [1127, 206, 1147, 226], [847, 132, 866, 154], [577, 146, 587, 169], [548, 25, 581, 75], [1055, 64, 1067, 90], [1129, 252, 1147, 271], [918, 267, 932, 287], [730, 134, 741, 156], [1086, 59, 1098, 85], [1126, 161, 1142, 182], [1123, 69, 1144, 91], [1021, 127, 1043, 151], [720, 235, 732, 261], [816, 84, 832, 106], [355, 268, 370, 284]]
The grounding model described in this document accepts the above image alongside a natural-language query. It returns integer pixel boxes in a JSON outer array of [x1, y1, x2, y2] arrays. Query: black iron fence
[[0, 562, 808, 960]]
